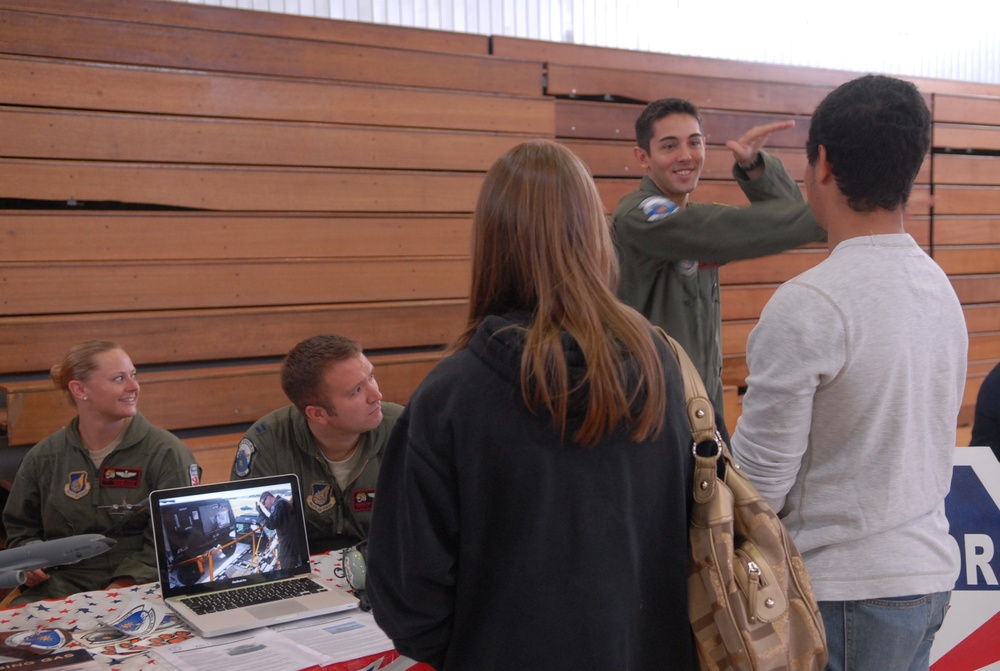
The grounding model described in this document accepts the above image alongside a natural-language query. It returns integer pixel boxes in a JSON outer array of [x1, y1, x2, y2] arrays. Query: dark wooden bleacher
[[2, 353, 443, 479], [0, 0, 533, 481], [508, 35, 992, 433], [931, 92, 1000, 426], [1, 0, 997, 484]]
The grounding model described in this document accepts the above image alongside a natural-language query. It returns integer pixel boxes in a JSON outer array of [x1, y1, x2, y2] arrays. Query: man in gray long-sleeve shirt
[[731, 75, 966, 671]]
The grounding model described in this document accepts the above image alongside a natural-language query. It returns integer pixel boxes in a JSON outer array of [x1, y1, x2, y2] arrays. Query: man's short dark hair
[[806, 75, 930, 212], [635, 98, 702, 152], [280, 334, 362, 413]]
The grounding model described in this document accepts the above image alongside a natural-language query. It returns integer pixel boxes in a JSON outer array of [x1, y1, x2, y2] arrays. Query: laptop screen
[[150, 474, 313, 600]]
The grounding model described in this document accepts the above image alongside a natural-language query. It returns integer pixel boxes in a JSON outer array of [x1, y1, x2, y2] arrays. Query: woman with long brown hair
[[3, 340, 201, 605], [367, 140, 697, 670]]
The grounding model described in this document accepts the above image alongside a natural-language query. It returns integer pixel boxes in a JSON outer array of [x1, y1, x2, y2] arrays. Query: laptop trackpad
[[249, 600, 307, 619]]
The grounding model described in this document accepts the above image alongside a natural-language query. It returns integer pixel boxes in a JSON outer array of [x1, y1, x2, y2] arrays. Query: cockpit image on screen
[[155, 485, 303, 589]]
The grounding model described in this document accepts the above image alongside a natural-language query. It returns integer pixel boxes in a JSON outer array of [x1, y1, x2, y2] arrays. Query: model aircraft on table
[[0, 534, 115, 588]]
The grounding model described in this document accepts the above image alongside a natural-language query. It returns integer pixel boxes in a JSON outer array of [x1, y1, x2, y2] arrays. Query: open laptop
[[149, 473, 358, 637]]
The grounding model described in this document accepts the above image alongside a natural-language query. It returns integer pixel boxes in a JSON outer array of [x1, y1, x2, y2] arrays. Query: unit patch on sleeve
[[233, 438, 256, 478], [101, 467, 142, 488], [639, 195, 679, 222], [352, 489, 375, 512]]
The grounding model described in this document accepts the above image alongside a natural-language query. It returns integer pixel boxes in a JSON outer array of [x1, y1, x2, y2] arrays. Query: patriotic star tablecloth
[[0, 552, 395, 671]]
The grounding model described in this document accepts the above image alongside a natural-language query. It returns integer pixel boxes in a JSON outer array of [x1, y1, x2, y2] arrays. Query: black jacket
[[258, 495, 305, 571], [367, 313, 697, 670]]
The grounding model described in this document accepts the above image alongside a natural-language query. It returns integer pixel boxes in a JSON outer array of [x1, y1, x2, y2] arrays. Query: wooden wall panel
[[1, 0, 997, 468], [934, 218, 1000, 245], [0, 0, 491, 55], [0, 258, 470, 315], [1, 352, 441, 447], [0, 300, 468, 374], [935, 248, 1000, 275], [554, 99, 812, 145], [952, 276, 1000, 304], [933, 187, 1000, 215], [933, 155, 1000, 186], [0, 57, 554, 134], [0, 213, 472, 263], [494, 36, 1000, 98], [934, 125, 1000, 151], [545, 63, 831, 115], [964, 304, 1000, 334], [0, 107, 542, 171], [0, 9, 539, 96], [933, 94, 1000, 125], [0, 160, 484, 212], [932, 91, 1000, 380]]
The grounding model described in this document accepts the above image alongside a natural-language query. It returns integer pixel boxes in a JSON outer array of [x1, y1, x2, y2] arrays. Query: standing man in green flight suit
[[612, 98, 826, 420], [232, 334, 402, 553]]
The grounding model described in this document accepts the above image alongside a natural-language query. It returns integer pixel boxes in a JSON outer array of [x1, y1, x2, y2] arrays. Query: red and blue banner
[[931, 447, 1000, 671]]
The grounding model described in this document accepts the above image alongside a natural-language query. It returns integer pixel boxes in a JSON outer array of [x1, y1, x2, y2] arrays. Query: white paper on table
[[268, 611, 396, 664], [152, 627, 330, 671]]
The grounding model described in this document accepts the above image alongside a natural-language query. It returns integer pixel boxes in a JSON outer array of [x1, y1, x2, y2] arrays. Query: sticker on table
[[105, 599, 169, 636], [0, 628, 73, 652]]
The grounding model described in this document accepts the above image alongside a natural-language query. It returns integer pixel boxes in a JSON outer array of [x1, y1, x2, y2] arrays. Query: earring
[[83, 397, 89, 401]]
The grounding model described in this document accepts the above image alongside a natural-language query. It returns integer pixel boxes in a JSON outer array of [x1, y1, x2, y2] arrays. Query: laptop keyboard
[[181, 576, 328, 615]]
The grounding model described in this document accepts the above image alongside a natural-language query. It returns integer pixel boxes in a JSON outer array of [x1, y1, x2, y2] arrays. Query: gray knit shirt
[[732, 234, 967, 601]]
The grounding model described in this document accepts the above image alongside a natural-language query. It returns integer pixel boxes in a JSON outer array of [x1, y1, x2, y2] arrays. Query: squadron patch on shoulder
[[308, 482, 336, 513], [639, 195, 679, 222], [233, 438, 255, 478], [64, 471, 91, 500]]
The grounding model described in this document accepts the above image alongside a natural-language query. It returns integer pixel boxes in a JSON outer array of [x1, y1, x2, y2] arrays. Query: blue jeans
[[819, 592, 951, 671]]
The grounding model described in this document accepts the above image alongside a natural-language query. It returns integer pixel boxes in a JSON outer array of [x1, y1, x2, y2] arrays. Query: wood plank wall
[[1, 0, 997, 483], [0, 0, 545, 481], [492, 37, 933, 430], [932, 95, 1000, 434]]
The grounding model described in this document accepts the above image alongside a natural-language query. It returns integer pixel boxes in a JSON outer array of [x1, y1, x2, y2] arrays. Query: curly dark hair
[[806, 75, 930, 212]]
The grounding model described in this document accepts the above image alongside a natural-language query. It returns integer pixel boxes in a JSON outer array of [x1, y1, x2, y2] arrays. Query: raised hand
[[726, 120, 796, 166]]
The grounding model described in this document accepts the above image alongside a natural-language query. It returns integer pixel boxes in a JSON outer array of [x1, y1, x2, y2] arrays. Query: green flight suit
[[3, 413, 201, 604], [231, 402, 402, 553], [612, 152, 825, 418]]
